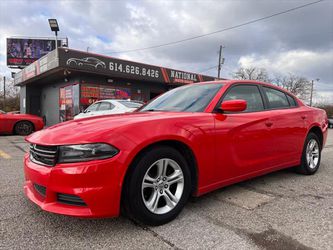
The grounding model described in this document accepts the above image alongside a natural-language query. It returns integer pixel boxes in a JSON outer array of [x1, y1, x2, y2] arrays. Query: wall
[[40, 79, 79, 126], [19, 86, 26, 114]]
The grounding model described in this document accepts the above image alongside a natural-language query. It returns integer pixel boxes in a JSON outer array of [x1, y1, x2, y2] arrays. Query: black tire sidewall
[[15, 121, 33, 135], [300, 133, 321, 174], [126, 146, 192, 226]]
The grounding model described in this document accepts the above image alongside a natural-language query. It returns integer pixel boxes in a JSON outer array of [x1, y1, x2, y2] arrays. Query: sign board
[[58, 49, 216, 84], [7, 37, 65, 67]]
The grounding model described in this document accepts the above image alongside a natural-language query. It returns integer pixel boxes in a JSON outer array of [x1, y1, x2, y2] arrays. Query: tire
[[14, 121, 33, 135], [295, 132, 321, 175], [123, 146, 192, 226]]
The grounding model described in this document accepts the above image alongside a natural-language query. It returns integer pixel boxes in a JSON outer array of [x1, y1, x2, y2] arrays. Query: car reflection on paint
[[66, 57, 106, 69]]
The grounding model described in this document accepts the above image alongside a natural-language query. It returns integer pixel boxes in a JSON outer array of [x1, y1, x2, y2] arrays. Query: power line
[[199, 65, 218, 73], [105, 0, 324, 54]]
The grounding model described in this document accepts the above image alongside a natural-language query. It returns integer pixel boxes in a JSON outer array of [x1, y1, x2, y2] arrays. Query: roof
[[14, 48, 222, 86]]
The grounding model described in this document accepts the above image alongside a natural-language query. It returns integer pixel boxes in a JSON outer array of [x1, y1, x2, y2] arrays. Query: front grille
[[30, 144, 58, 166], [33, 183, 46, 197], [57, 193, 87, 206]]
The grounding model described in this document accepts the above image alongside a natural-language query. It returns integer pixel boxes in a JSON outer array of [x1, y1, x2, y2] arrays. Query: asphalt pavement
[[0, 131, 332, 250]]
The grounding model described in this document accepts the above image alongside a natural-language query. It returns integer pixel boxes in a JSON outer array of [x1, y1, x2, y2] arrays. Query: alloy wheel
[[306, 139, 319, 169], [141, 158, 184, 215]]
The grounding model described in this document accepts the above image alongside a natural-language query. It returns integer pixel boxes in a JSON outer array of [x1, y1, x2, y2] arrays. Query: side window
[[264, 87, 289, 109], [223, 85, 264, 112], [86, 103, 100, 112], [286, 95, 297, 107], [98, 102, 113, 111]]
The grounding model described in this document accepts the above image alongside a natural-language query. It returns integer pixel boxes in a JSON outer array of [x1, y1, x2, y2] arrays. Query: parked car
[[329, 118, 333, 128], [74, 99, 143, 119], [24, 80, 328, 226], [0, 110, 44, 135]]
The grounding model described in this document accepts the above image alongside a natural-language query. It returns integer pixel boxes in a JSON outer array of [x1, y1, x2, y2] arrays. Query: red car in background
[[24, 80, 328, 225], [0, 110, 44, 135]]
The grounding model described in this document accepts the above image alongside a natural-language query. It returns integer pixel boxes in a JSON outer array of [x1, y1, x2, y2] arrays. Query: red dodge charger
[[0, 110, 44, 135], [24, 80, 328, 225]]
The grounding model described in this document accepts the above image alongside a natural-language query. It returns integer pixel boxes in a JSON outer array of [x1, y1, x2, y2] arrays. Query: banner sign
[[58, 48, 216, 84], [7, 37, 63, 67], [80, 84, 131, 105]]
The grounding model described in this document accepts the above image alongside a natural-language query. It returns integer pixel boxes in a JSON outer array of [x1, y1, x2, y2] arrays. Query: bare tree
[[274, 73, 311, 100], [232, 67, 271, 82], [0, 77, 20, 111]]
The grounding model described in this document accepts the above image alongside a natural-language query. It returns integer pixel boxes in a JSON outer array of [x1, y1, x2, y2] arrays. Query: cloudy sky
[[0, 0, 332, 103]]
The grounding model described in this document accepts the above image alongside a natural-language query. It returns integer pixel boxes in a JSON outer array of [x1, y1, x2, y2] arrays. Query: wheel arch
[[307, 125, 323, 149], [121, 139, 199, 202]]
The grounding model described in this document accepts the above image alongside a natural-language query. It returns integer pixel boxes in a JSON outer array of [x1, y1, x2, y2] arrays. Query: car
[[74, 99, 143, 119], [0, 110, 44, 135], [66, 57, 106, 69], [24, 80, 328, 226]]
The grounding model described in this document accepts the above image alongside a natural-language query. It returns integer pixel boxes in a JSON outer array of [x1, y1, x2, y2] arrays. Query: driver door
[[213, 84, 275, 181]]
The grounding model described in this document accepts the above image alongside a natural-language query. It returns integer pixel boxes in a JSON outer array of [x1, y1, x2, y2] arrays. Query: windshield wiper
[[143, 109, 163, 112]]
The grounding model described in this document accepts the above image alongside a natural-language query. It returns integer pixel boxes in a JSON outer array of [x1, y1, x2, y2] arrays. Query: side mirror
[[220, 99, 247, 112]]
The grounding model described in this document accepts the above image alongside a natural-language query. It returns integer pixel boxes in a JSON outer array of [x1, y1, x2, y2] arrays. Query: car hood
[[26, 112, 201, 145]]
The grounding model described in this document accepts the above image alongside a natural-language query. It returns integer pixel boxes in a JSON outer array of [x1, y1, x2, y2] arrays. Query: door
[[214, 84, 274, 180], [29, 95, 41, 116], [261, 86, 306, 166]]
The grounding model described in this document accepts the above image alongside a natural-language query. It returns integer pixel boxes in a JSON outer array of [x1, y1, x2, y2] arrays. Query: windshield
[[118, 101, 142, 108], [140, 83, 223, 112]]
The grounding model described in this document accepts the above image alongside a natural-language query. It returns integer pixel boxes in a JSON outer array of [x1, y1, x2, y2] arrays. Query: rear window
[[263, 87, 289, 109]]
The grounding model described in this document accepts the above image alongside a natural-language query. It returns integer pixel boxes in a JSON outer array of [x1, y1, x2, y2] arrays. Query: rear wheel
[[123, 146, 191, 226], [295, 132, 321, 175], [14, 121, 33, 135]]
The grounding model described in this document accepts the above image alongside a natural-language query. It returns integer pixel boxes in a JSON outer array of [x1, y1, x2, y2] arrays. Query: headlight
[[58, 143, 119, 163]]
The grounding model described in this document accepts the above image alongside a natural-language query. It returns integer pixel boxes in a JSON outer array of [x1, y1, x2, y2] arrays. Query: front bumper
[[24, 153, 123, 218]]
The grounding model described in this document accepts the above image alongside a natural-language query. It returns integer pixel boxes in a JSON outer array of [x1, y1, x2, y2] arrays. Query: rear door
[[214, 84, 274, 180], [261, 86, 306, 166]]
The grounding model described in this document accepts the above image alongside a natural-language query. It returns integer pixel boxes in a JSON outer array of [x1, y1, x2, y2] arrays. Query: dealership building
[[14, 48, 217, 126]]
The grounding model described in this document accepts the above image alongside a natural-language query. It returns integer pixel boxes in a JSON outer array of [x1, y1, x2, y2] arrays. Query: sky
[[0, 0, 332, 103]]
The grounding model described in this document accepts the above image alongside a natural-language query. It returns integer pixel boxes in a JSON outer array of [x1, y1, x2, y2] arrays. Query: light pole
[[48, 19, 60, 58], [2, 76, 5, 111], [309, 78, 319, 107]]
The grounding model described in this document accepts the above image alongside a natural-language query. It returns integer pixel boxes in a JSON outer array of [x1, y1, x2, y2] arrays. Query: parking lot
[[0, 131, 332, 250]]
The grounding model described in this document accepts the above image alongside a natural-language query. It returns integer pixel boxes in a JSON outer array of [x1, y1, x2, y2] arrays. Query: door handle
[[301, 115, 307, 120], [265, 121, 273, 127]]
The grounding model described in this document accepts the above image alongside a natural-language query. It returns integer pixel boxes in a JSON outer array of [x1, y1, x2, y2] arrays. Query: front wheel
[[123, 146, 191, 226], [295, 132, 321, 175]]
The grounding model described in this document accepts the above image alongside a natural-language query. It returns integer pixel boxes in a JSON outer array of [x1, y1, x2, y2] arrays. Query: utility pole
[[309, 78, 319, 107], [309, 80, 314, 107], [217, 45, 225, 78]]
